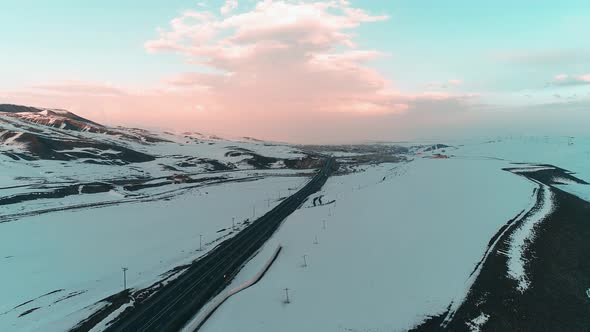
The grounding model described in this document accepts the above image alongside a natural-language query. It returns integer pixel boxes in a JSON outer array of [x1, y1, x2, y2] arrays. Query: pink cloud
[[552, 73, 590, 86], [144, 0, 406, 116], [31, 81, 127, 96], [4, 85, 477, 143], [3, 1, 477, 143]]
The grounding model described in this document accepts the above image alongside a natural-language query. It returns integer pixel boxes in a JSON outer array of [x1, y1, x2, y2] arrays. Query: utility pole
[[253, 205, 256, 218], [199, 234, 203, 251], [284, 288, 290, 304], [323, 219, 326, 230], [313, 235, 319, 245], [122, 267, 128, 292], [302, 255, 308, 267], [232, 217, 235, 231]]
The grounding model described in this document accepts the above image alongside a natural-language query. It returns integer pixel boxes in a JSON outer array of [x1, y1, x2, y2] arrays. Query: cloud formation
[[144, 0, 472, 118], [4, 1, 478, 143], [552, 73, 590, 86], [31, 81, 127, 96], [220, 0, 238, 15]]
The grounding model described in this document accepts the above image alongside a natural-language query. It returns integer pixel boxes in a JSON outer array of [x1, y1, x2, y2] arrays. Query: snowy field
[[201, 156, 536, 332], [453, 136, 590, 200], [2, 128, 590, 331], [0, 172, 309, 332], [0, 106, 325, 331], [199, 136, 590, 332]]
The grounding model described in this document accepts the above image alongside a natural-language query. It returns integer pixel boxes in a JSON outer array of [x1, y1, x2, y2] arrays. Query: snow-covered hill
[[3, 105, 589, 332], [0, 104, 317, 168], [0, 104, 330, 220], [0, 104, 335, 331]]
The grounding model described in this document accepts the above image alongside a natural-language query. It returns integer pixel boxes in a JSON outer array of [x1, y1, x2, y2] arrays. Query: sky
[[1, 0, 589, 143]]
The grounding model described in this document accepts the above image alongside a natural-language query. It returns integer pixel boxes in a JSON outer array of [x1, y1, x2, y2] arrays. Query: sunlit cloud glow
[[4, 1, 589, 142]]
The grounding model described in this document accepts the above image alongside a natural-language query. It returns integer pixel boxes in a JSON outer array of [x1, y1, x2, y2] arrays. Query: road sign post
[[122, 267, 128, 292]]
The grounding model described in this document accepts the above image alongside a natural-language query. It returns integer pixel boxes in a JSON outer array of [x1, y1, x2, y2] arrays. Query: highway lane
[[105, 158, 335, 332]]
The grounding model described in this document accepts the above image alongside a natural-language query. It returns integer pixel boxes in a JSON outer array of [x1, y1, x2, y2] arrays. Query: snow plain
[[0, 170, 309, 332], [200, 137, 590, 332], [454, 136, 590, 196], [3, 132, 590, 332], [201, 156, 536, 332], [0, 108, 319, 331]]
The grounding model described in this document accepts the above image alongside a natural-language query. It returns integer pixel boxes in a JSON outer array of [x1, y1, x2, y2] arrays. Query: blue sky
[[1, 0, 197, 87], [362, 0, 590, 91], [1, 1, 589, 142], [3, 0, 588, 89]]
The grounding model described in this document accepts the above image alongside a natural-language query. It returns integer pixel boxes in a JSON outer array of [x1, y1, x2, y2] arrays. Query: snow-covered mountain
[[0, 104, 323, 168]]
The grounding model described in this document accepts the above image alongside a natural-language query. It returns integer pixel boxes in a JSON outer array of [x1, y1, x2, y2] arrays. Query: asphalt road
[[105, 158, 335, 332]]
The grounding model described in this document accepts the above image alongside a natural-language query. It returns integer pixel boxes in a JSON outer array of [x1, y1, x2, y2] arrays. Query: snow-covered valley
[[2, 104, 590, 332], [200, 157, 535, 332], [0, 105, 321, 331], [200, 138, 590, 332]]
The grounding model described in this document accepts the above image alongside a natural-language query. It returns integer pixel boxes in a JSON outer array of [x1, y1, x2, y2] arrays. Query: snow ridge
[[466, 312, 489, 332], [507, 183, 555, 292]]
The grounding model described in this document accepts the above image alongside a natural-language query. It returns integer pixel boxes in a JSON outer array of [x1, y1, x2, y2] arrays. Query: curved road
[[105, 158, 335, 332]]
